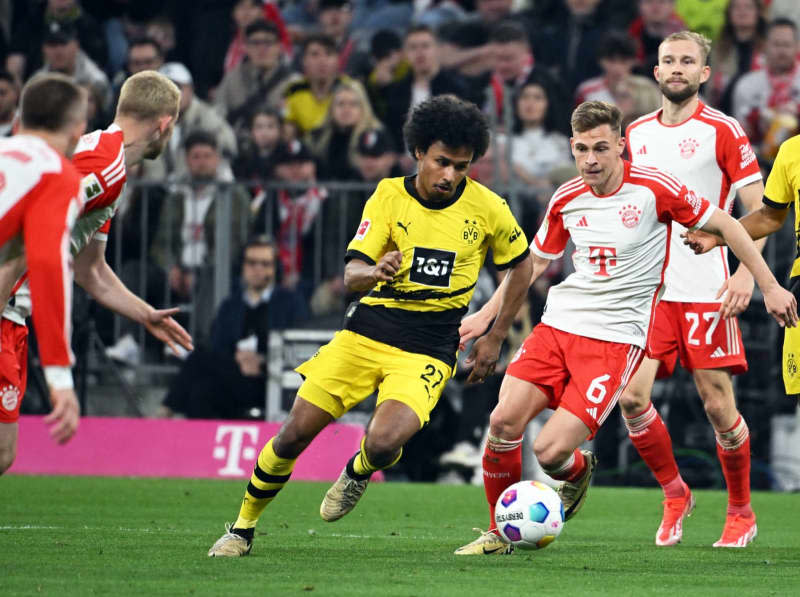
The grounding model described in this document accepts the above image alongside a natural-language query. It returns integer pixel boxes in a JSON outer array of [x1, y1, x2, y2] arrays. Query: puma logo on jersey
[[397, 221, 411, 235]]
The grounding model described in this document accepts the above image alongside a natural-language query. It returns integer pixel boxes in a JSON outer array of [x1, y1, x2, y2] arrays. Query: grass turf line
[[1, 476, 798, 596]]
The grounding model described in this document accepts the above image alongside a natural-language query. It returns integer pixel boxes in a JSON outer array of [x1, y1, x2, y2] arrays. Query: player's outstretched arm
[[464, 254, 533, 384], [459, 253, 550, 348], [73, 238, 194, 355], [685, 202, 789, 254], [343, 251, 402, 292], [700, 209, 798, 327]]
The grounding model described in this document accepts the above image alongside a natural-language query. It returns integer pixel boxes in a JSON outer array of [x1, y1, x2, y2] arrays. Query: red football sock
[[624, 403, 684, 497], [482, 436, 522, 532], [543, 449, 587, 482], [716, 415, 753, 517]]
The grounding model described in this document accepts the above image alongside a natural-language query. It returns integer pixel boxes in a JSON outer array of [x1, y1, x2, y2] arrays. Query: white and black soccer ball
[[495, 480, 564, 550]]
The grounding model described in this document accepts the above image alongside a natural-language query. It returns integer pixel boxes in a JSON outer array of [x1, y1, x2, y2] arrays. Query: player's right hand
[[44, 388, 80, 444], [372, 250, 402, 282], [458, 311, 491, 350], [681, 229, 718, 254], [464, 333, 502, 384], [763, 284, 799, 328]]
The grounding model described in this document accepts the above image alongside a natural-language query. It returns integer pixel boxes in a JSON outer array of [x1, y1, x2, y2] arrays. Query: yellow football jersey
[[344, 175, 529, 366], [764, 134, 800, 278]]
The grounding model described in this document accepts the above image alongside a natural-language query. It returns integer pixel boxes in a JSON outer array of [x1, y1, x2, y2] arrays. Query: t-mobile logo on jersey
[[588, 246, 617, 276], [213, 425, 260, 476]]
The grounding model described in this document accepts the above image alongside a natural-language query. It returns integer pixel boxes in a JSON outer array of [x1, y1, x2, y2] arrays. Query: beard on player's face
[[659, 78, 699, 104]]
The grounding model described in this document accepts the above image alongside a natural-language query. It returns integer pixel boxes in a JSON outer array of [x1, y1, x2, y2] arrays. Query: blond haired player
[[0, 71, 193, 474], [455, 101, 796, 555], [619, 31, 768, 548]]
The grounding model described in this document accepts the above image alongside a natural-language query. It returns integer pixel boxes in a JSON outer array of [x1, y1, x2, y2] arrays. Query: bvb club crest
[[679, 137, 699, 159], [618, 204, 642, 229], [461, 219, 480, 245], [787, 353, 797, 377]]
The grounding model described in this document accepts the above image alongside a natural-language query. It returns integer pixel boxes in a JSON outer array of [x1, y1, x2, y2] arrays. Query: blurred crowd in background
[[4, 0, 800, 486]]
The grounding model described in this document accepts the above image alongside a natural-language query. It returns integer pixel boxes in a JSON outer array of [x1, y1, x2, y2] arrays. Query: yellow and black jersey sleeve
[[487, 193, 529, 269], [345, 185, 393, 265], [764, 136, 800, 209]]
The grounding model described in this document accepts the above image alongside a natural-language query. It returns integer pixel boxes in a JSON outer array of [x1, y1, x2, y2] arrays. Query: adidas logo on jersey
[[636, 145, 647, 155], [576, 216, 589, 227], [586, 407, 597, 419], [710, 347, 727, 358]]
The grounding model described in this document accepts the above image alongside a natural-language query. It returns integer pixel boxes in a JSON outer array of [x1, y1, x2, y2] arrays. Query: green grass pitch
[[1, 476, 798, 596]]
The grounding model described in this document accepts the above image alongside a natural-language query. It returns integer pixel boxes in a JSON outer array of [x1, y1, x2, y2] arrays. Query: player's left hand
[[144, 307, 194, 356], [763, 284, 799, 328], [464, 333, 502, 384], [716, 268, 754, 319]]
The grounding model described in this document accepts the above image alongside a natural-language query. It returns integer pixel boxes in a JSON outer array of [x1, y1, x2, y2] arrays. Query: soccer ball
[[495, 480, 564, 550]]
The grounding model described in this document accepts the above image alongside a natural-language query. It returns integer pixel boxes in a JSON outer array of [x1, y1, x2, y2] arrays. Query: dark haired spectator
[[110, 37, 164, 99], [708, 0, 768, 112], [224, 0, 292, 73], [534, 0, 614, 98], [142, 62, 237, 182], [0, 71, 18, 137], [215, 20, 292, 134], [282, 34, 354, 137], [628, 0, 686, 76], [575, 31, 638, 105], [33, 21, 111, 113], [7, 0, 108, 81], [365, 29, 409, 120], [317, 0, 371, 77], [160, 237, 308, 420], [306, 79, 383, 181], [732, 18, 800, 159], [486, 21, 565, 125], [233, 107, 283, 182], [374, 26, 470, 153], [436, 19, 494, 108], [354, 127, 402, 182]]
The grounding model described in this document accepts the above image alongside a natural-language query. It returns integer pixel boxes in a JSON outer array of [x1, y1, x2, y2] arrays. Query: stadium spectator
[[224, 0, 291, 73], [0, 71, 18, 137], [145, 62, 237, 181], [110, 37, 164, 98], [283, 34, 353, 138], [353, 127, 401, 182], [625, 30, 766, 549], [708, 0, 767, 112], [317, 0, 371, 77], [306, 79, 382, 181], [154, 131, 251, 330], [454, 100, 796, 556], [374, 25, 469, 152], [613, 73, 663, 130], [252, 139, 327, 292], [7, 0, 108, 81], [160, 236, 308, 420], [214, 20, 292, 135], [233, 107, 283, 182], [732, 18, 800, 158], [0, 74, 87, 460], [364, 29, 408, 116], [145, 16, 178, 62], [208, 95, 533, 558], [628, 0, 686, 76], [575, 32, 638, 106], [534, 0, 610, 98], [436, 20, 493, 108], [34, 21, 111, 113]]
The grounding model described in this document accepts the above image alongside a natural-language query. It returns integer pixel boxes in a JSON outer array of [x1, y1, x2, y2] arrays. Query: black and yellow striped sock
[[234, 438, 295, 530], [348, 437, 403, 479]]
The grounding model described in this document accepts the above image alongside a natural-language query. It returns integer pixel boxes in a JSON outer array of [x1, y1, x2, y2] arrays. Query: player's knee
[[363, 434, 401, 469], [488, 407, 523, 439], [532, 437, 570, 471], [702, 397, 736, 430], [0, 444, 16, 474], [618, 386, 649, 416]]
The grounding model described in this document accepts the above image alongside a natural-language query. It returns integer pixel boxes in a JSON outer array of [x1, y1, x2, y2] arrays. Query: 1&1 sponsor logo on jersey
[[410, 247, 456, 287]]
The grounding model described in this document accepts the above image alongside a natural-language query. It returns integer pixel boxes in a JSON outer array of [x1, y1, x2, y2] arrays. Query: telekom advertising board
[[9, 416, 381, 481]]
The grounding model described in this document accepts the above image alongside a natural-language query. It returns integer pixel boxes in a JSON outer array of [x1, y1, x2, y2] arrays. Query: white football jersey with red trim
[[533, 161, 714, 349], [627, 102, 761, 302]]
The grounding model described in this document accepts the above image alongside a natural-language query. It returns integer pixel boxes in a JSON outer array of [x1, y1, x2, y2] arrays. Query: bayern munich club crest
[[678, 137, 699, 159], [619, 204, 642, 228], [1, 384, 19, 411]]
